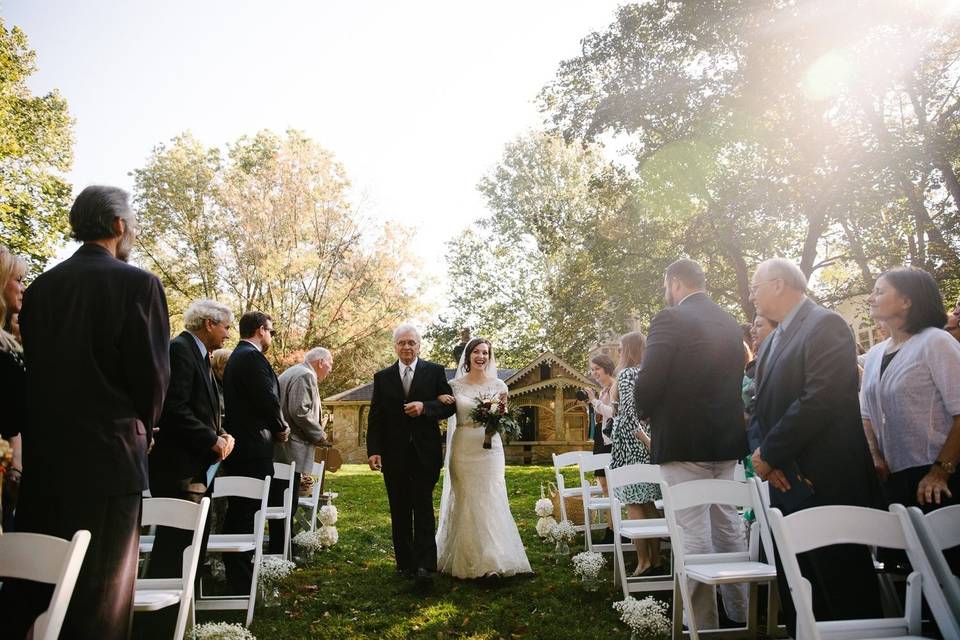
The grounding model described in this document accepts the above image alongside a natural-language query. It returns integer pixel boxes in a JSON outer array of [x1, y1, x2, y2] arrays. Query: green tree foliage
[[0, 20, 74, 274], [133, 130, 426, 391]]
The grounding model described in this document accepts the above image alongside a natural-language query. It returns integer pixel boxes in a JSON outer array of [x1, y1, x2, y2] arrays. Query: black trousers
[[0, 486, 141, 640], [221, 457, 272, 594], [383, 443, 440, 572], [268, 471, 300, 555]]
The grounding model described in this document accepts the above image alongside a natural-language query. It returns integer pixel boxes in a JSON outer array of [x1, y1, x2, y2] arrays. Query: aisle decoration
[[193, 622, 257, 640], [258, 556, 295, 607], [545, 519, 576, 562], [535, 484, 557, 538], [572, 551, 606, 591], [612, 596, 670, 640], [318, 503, 339, 548], [292, 530, 323, 564], [469, 392, 523, 449]]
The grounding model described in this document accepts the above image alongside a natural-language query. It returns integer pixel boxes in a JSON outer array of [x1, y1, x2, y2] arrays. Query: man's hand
[[751, 447, 792, 491], [917, 466, 953, 506], [403, 401, 424, 417], [222, 434, 235, 459], [437, 394, 456, 405], [274, 427, 290, 443], [211, 436, 229, 460], [368, 454, 382, 471]]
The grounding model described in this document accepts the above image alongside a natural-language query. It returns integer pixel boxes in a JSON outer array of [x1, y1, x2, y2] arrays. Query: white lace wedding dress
[[435, 377, 532, 578]]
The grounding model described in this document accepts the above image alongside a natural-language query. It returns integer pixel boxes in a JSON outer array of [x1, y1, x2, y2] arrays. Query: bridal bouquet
[[469, 392, 523, 449], [612, 596, 670, 639]]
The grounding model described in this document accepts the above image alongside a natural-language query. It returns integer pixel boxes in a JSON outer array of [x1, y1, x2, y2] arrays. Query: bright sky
[[5, 0, 623, 308]]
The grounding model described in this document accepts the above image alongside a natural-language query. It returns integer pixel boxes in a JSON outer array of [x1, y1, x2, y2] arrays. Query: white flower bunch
[[318, 525, 339, 547], [193, 622, 257, 640], [572, 551, 606, 579], [292, 530, 324, 552], [534, 497, 554, 517], [612, 596, 671, 638], [545, 519, 576, 544], [258, 556, 295, 587], [536, 515, 557, 538], [319, 504, 338, 526]]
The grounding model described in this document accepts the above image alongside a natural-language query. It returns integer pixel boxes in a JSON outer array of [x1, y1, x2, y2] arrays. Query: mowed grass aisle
[[246, 464, 636, 639]]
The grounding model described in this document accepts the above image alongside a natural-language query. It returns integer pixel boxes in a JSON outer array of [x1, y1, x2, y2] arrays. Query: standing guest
[[0, 245, 26, 531], [946, 294, 960, 341], [742, 314, 779, 419], [610, 331, 662, 576], [211, 347, 231, 383], [860, 267, 960, 574], [748, 258, 881, 632], [147, 301, 235, 575], [633, 258, 749, 629], [452, 327, 471, 365], [584, 354, 616, 543], [0, 186, 171, 639], [740, 322, 754, 366], [221, 311, 289, 593], [272, 347, 333, 550]]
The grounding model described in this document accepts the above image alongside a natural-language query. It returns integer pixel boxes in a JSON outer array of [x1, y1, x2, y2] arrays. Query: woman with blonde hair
[[0, 244, 27, 530], [610, 330, 663, 576]]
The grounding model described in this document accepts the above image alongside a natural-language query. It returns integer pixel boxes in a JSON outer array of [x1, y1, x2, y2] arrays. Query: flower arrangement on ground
[[612, 596, 671, 639], [572, 551, 606, 591], [469, 392, 523, 449], [546, 519, 576, 562], [535, 487, 556, 537], [292, 530, 324, 563], [258, 556, 295, 607], [193, 622, 257, 640]]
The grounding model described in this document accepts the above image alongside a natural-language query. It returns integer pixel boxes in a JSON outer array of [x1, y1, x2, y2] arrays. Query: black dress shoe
[[415, 567, 436, 587], [396, 566, 416, 578]]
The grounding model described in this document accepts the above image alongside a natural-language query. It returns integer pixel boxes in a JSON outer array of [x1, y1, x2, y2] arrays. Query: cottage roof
[[504, 351, 595, 388]]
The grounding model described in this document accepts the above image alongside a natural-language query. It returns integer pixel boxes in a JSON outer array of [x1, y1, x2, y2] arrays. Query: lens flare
[[801, 51, 854, 101]]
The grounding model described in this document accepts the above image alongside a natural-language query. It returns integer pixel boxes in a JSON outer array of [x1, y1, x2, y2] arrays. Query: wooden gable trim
[[504, 351, 595, 387]]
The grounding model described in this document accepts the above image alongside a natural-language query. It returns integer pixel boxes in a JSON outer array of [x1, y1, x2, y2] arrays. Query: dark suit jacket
[[221, 340, 285, 477], [748, 298, 878, 511], [149, 331, 224, 494], [633, 292, 748, 464], [366, 359, 456, 474], [19, 243, 170, 496]]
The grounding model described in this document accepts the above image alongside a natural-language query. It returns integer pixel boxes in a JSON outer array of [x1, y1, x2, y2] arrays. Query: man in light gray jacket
[[271, 347, 332, 550]]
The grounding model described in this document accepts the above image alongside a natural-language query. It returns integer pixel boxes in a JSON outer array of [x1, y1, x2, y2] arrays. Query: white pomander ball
[[318, 525, 339, 547], [536, 515, 557, 538], [319, 504, 338, 526], [534, 497, 554, 517]]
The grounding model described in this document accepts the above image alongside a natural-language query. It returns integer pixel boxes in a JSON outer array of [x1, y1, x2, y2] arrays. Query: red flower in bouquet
[[469, 393, 523, 449]]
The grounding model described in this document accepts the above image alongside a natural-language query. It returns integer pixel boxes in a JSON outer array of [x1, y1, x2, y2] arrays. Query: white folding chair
[[660, 478, 777, 640], [607, 462, 673, 597], [907, 504, 960, 629], [551, 451, 599, 534], [578, 452, 613, 552], [296, 460, 325, 533], [745, 478, 785, 637], [0, 530, 90, 640], [135, 497, 211, 640], [266, 461, 296, 559], [196, 475, 271, 627], [767, 503, 958, 640]]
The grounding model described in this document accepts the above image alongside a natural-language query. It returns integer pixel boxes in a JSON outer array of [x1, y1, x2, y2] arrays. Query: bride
[[434, 337, 532, 578]]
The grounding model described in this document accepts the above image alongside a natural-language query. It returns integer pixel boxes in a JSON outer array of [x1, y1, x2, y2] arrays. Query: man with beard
[[220, 311, 289, 592], [0, 186, 171, 639]]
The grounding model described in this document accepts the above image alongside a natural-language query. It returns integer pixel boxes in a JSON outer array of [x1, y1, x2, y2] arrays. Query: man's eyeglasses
[[264, 326, 277, 336], [749, 278, 781, 295]]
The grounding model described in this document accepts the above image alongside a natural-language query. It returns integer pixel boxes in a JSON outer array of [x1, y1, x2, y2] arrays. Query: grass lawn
[[242, 464, 646, 639]]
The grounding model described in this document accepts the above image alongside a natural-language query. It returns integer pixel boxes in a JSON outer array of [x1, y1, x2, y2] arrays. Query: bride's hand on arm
[[438, 394, 456, 405]]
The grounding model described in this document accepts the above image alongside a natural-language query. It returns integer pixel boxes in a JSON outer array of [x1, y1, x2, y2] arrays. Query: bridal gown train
[[436, 377, 532, 578]]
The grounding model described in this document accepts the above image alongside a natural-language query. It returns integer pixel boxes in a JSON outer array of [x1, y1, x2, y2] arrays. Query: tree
[[0, 19, 74, 274]]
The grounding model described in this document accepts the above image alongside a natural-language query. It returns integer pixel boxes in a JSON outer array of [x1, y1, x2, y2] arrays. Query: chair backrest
[[553, 450, 587, 469], [606, 463, 662, 491], [272, 461, 295, 482], [579, 452, 612, 475], [0, 530, 91, 640], [141, 497, 209, 531], [747, 477, 778, 567], [908, 505, 960, 622], [212, 475, 272, 501]]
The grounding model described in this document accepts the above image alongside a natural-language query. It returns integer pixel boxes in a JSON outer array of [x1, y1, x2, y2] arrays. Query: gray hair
[[69, 185, 135, 242], [392, 323, 421, 342], [304, 347, 332, 363], [758, 258, 808, 292], [183, 299, 234, 332]]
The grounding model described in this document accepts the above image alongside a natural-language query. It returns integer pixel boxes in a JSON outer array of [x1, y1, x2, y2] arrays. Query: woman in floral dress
[[610, 331, 663, 576]]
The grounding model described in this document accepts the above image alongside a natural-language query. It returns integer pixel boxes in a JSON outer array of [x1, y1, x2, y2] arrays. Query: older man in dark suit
[[633, 258, 749, 629], [0, 186, 171, 639], [748, 258, 881, 632]]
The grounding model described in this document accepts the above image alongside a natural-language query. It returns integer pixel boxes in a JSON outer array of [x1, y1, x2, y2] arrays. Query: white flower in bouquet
[[545, 519, 576, 544], [258, 556, 295, 587], [292, 530, 324, 553], [612, 596, 670, 638], [318, 524, 339, 547], [536, 515, 557, 538], [534, 497, 554, 517], [572, 551, 606, 580], [319, 504, 338, 526], [193, 622, 257, 640]]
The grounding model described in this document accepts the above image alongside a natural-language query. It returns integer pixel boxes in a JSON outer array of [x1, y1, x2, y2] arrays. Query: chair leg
[[672, 575, 684, 640], [747, 582, 758, 639]]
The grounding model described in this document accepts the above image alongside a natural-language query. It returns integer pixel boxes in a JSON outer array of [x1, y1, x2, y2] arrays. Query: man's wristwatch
[[935, 459, 956, 475]]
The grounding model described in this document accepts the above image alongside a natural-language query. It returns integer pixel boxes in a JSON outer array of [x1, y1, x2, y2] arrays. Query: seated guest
[[861, 267, 960, 574], [0, 245, 26, 531], [272, 347, 333, 548]]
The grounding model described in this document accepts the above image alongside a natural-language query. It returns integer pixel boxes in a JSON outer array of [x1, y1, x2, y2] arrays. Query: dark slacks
[[0, 488, 141, 640], [221, 456, 272, 594], [268, 471, 300, 555], [383, 443, 440, 572]]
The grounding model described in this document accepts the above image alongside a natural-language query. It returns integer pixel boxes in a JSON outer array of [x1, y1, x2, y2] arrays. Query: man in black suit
[[748, 258, 881, 631], [633, 258, 749, 629], [0, 186, 171, 639], [146, 300, 235, 579], [220, 310, 288, 592], [367, 323, 456, 585]]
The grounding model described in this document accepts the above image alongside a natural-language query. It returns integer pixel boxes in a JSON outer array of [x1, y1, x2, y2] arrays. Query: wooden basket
[[547, 481, 585, 526]]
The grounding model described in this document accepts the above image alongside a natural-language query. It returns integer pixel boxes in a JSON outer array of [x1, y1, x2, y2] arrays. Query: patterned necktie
[[402, 365, 413, 398]]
